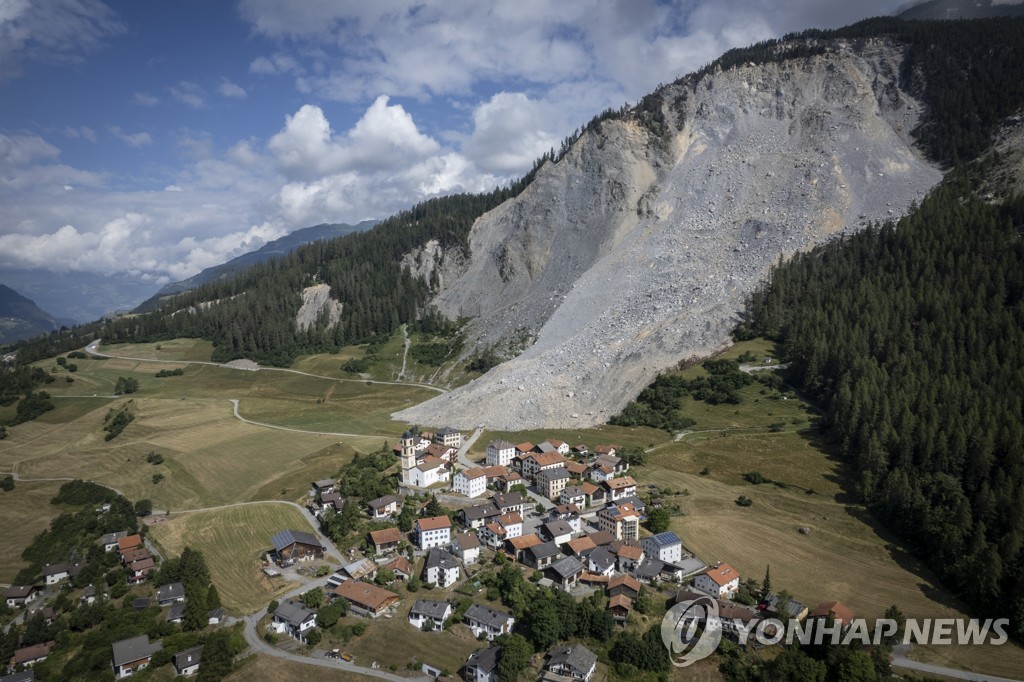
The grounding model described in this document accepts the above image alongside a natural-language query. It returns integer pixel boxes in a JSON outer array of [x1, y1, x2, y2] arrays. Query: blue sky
[[0, 0, 904, 292]]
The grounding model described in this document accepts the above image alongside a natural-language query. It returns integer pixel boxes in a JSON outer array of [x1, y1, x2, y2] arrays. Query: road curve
[[229, 399, 389, 440], [890, 646, 1023, 682]]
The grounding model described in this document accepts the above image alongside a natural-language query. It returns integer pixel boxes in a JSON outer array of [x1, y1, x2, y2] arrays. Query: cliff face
[[395, 38, 943, 430]]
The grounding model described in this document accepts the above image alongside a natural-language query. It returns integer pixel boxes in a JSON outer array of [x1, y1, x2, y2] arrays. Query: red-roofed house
[[695, 564, 740, 599]]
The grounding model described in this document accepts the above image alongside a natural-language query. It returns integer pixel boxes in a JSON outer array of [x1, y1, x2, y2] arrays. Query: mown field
[[0, 479, 67, 583], [147, 503, 329, 614], [226, 655, 380, 682]]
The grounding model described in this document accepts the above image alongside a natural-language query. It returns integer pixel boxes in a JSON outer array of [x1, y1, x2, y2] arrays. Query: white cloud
[[163, 185, 183, 192], [132, 91, 159, 106], [0, 132, 60, 165], [64, 126, 98, 142], [0, 0, 124, 81], [108, 127, 152, 147], [462, 93, 561, 174], [168, 80, 206, 108], [217, 78, 247, 98]]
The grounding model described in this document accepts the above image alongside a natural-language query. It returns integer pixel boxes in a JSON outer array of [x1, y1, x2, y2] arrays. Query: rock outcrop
[[395, 38, 943, 430], [296, 284, 342, 331]]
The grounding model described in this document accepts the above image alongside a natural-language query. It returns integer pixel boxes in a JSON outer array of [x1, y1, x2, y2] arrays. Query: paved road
[[890, 646, 1023, 682], [456, 427, 484, 468]]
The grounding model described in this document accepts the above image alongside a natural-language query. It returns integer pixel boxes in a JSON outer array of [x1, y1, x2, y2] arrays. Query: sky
[[0, 0, 908, 297]]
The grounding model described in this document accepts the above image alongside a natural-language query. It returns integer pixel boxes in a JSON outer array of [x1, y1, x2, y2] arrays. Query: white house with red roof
[[453, 467, 489, 498], [415, 516, 452, 549], [695, 563, 740, 599]]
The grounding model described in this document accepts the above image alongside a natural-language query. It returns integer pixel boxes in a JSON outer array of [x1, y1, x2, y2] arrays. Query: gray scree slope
[[395, 39, 942, 430]]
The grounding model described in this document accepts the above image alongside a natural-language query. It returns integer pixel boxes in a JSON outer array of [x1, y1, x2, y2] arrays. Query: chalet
[[384, 555, 413, 581], [506, 533, 543, 562], [465, 646, 501, 682], [565, 535, 597, 558], [492, 491, 527, 516], [111, 634, 162, 679], [609, 594, 632, 623], [101, 530, 129, 552], [453, 467, 488, 498], [271, 601, 317, 641], [810, 601, 854, 627], [434, 426, 463, 448], [311, 478, 335, 495], [490, 469, 522, 492], [173, 645, 203, 676], [571, 444, 589, 456], [485, 440, 516, 467], [537, 466, 571, 500], [460, 502, 500, 529], [415, 515, 452, 549], [409, 599, 452, 630], [549, 504, 582, 533], [369, 527, 403, 554], [42, 562, 76, 586], [605, 475, 638, 501], [367, 494, 402, 519], [593, 445, 618, 458], [410, 456, 450, 487], [5, 585, 38, 608], [642, 532, 683, 564], [13, 641, 54, 668], [423, 548, 460, 588], [545, 643, 597, 681], [207, 608, 225, 625], [333, 580, 400, 618], [166, 603, 186, 624], [450, 532, 482, 564], [121, 548, 150, 565], [422, 442, 457, 464], [542, 519, 575, 546], [587, 547, 617, 577], [544, 438, 571, 455], [560, 485, 588, 508], [117, 534, 143, 553], [464, 604, 515, 640], [523, 541, 562, 570], [614, 543, 645, 572], [588, 463, 615, 483], [581, 482, 605, 507], [271, 529, 325, 562], [156, 582, 185, 605], [129, 557, 155, 581], [546, 555, 585, 591], [320, 492, 344, 513], [608, 574, 642, 600], [695, 563, 740, 599], [598, 503, 641, 541], [521, 452, 567, 481]]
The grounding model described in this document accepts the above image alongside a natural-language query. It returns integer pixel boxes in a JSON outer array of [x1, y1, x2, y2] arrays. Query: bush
[[736, 495, 753, 507], [114, 376, 139, 395], [742, 471, 769, 485], [155, 368, 184, 377], [0, 475, 13, 492], [305, 628, 322, 646], [135, 499, 152, 516], [146, 451, 165, 465], [341, 358, 370, 373]]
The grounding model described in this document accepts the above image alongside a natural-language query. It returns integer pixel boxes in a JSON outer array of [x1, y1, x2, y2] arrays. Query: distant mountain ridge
[[898, 0, 1024, 20], [0, 283, 59, 345], [133, 220, 377, 313]]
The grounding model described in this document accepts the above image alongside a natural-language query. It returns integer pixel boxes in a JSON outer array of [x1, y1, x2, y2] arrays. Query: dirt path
[[228, 399, 388, 439], [398, 324, 410, 381]]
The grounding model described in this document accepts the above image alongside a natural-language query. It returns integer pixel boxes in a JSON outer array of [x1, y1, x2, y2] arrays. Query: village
[[1, 425, 858, 681]]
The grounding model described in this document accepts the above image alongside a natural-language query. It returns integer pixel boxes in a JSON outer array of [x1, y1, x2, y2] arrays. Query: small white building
[[173, 645, 203, 676], [453, 468, 489, 498], [423, 548, 461, 588], [486, 440, 516, 467], [642, 531, 684, 564], [415, 516, 452, 550], [271, 601, 318, 642], [450, 533, 482, 565], [695, 563, 741, 599], [409, 599, 452, 630], [411, 458, 450, 487], [464, 604, 515, 640]]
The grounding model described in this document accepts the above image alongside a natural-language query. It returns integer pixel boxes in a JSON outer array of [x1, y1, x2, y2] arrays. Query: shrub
[[736, 495, 753, 507]]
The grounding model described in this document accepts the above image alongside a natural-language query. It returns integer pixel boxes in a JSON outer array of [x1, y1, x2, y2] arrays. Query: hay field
[[226, 655, 380, 682], [147, 503, 326, 614], [0, 479, 67, 583]]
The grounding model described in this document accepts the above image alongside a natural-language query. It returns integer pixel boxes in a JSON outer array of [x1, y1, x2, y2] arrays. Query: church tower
[[400, 429, 417, 485]]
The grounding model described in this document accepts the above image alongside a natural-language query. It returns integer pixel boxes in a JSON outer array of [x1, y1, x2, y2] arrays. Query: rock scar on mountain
[[296, 283, 343, 332]]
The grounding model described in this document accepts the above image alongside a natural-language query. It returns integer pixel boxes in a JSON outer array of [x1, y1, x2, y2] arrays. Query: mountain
[[898, 0, 1024, 20], [134, 220, 377, 313], [0, 283, 60, 344], [0, 269, 162, 324]]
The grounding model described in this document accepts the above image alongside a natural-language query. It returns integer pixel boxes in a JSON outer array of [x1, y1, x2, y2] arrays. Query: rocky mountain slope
[[395, 38, 944, 430], [0, 283, 59, 344]]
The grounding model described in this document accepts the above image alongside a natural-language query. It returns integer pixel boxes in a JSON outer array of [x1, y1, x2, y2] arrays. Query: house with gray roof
[[587, 546, 617, 577], [491, 491, 526, 516], [545, 643, 598, 681], [465, 646, 501, 682], [546, 555, 585, 591], [542, 519, 575, 545], [464, 604, 515, 640], [156, 582, 185, 605], [173, 645, 203, 676], [111, 634, 162, 679], [166, 602, 186, 624], [641, 531, 683, 564], [423, 547, 460, 588], [408, 599, 452, 630], [4, 585, 38, 609], [367, 494, 402, 519], [271, 529, 324, 563], [524, 541, 562, 569], [271, 600, 317, 642], [460, 502, 500, 529], [101, 530, 129, 552]]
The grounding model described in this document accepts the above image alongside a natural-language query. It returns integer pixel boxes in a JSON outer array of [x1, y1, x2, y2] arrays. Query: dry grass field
[[147, 503, 329, 614], [226, 655, 381, 681], [0, 479, 67, 583]]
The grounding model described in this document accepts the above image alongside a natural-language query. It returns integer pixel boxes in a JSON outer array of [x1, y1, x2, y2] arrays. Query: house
[[608, 574, 642, 600], [121, 548, 150, 565], [810, 601, 855, 627], [633, 558, 665, 584], [506, 533, 543, 562], [81, 584, 98, 605], [434, 426, 463, 448], [408, 599, 452, 630], [101, 530, 129, 552], [544, 438, 571, 455], [13, 641, 54, 667], [369, 527, 403, 554], [521, 452, 567, 481], [132, 598, 151, 610], [42, 562, 74, 585], [514, 442, 535, 457], [546, 555, 585, 591], [485, 440, 516, 467], [588, 464, 615, 483], [609, 593, 632, 622], [717, 601, 761, 638], [415, 515, 452, 549], [423, 548, 461, 588], [320, 492, 344, 513], [271, 529, 325, 562], [343, 558, 378, 582], [464, 604, 515, 640], [642, 532, 683, 564], [560, 485, 587, 508], [460, 502, 500, 529], [166, 603, 186, 624], [605, 475, 638, 501], [271, 601, 318, 641], [156, 582, 185, 606], [479, 522, 509, 550], [598, 503, 641, 541], [465, 646, 501, 682], [571, 444, 589, 456], [491, 491, 527, 516], [117, 534, 143, 553], [581, 482, 605, 507], [111, 634, 162, 679], [565, 535, 597, 558], [695, 563, 740, 599], [536, 441, 559, 454], [614, 543, 645, 572], [587, 547, 617, 577], [423, 442, 457, 464], [490, 470, 522, 492], [537, 467, 571, 500], [523, 541, 563, 570], [410, 456, 451, 487], [450, 532, 482, 564], [384, 555, 413, 581], [129, 557, 155, 581], [587, 530, 614, 547], [496, 512, 523, 538], [368, 494, 402, 519], [545, 643, 598, 681], [593, 445, 618, 458], [594, 452, 628, 474], [757, 592, 808, 621], [173, 645, 203, 676], [311, 478, 335, 495], [453, 467, 489, 498], [332, 580, 400, 618], [542, 519, 575, 546], [549, 504, 582, 533], [207, 608, 225, 625], [5, 585, 38, 608]]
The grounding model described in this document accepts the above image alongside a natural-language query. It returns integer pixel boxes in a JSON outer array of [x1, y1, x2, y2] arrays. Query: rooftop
[[271, 529, 323, 552], [411, 599, 451, 620], [416, 515, 452, 532], [111, 634, 162, 667]]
